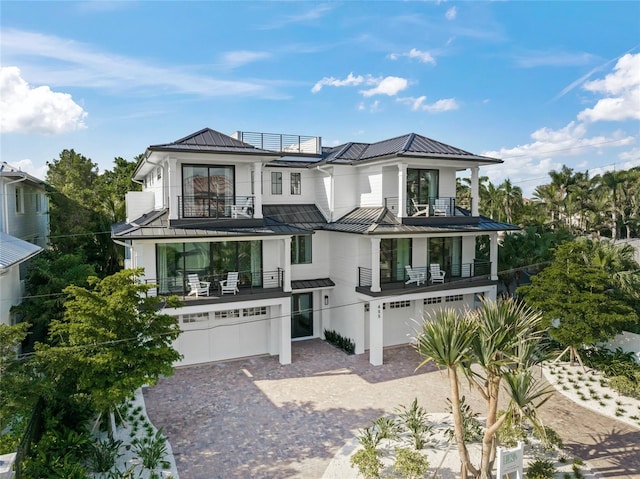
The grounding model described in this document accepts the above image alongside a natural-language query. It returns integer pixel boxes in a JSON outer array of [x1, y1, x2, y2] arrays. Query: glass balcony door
[[407, 169, 438, 215], [380, 238, 411, 283], [182, 165, 235, 217]]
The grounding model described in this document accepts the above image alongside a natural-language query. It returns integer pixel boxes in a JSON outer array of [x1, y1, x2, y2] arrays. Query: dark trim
[[355, 277, 498, 297], [170, 218, 266, 229], [401, 216, 480, 226]]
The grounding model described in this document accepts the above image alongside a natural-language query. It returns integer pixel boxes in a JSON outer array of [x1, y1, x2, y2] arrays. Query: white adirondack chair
[[405, 265, 427, 286], [188, 274, 210, 297], [411, 199, 429, 217], [430, 264, 446, 284], [433, 198, 448, 216], [219, 271, 240, 295]]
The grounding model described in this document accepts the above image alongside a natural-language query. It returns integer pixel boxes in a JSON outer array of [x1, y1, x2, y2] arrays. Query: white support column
[[253, 161, 263, 219], [370, 237, 381, 293], [283, 237, 292, 292], [279, 300, 291, 365], [369, 299, 384, 366], [490, 232, 499, 281], [397, 163, 407, 218], [471, 166, 480, 216], [168, 158, 179, 220]]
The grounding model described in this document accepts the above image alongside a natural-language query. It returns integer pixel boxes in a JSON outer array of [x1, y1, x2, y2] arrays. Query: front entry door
[[292, 293, 313, 339]]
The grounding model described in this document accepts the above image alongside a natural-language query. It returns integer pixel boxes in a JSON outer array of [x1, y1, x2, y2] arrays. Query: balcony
[[232, 131, 322, 155], [357, 261, 492, 295], [384, 196, 457, 218], [178, 195, 255, 219], [144, 269, 285, 304]]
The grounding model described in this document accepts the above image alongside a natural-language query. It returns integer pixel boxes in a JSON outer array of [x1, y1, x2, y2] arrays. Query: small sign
[[496, 441, 524, 479]]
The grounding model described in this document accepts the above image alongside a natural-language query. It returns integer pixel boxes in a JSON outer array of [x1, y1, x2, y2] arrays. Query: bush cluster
[[324, 329, 356, 354], [582, 347, 640, 399]]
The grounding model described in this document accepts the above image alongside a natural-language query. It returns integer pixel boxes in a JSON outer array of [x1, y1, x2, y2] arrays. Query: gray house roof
[[0, 232, 42, 269], [146, 128, 281, 156], [320, 133, 501, 165]]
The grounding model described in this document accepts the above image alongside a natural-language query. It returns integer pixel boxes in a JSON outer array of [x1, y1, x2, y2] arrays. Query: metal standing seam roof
[[0, 232, 43, 269], [291, 278, 335, 290]]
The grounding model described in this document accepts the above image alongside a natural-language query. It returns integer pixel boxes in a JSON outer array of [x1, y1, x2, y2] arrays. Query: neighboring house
[[0, 162, 49, 326], [112, 128, 517, 366]]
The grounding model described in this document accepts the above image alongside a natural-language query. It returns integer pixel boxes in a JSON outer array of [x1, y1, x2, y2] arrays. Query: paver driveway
[[143, 340, 640, 479]]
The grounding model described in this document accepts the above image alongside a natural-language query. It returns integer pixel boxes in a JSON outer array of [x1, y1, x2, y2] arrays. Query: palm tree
[[415, 309, 478, 478], [416, 299, 551, 479], [498, 179, 523, 224]]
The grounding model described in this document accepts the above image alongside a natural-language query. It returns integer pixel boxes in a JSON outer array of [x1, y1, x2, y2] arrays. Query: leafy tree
[[11, 252, 95, 351], [517, 240, 637, 364], [35, 269, 182, 427], [416, 299, 550, 479]]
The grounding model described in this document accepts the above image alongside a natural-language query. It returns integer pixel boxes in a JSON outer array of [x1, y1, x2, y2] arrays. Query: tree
[[416, 299, 551, 479], [517, 240, 637, 364], [11, 252, 96, 351], [35, 269, 182, 428]]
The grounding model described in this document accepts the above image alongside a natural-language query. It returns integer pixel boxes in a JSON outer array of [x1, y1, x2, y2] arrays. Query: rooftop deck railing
[[384, 196, 457, 217], [232, 131, 321, 155]]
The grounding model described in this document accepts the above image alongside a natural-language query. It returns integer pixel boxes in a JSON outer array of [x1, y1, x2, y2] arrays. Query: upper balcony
[[232, 131, 322, 155], [177, 195, 256, 219]]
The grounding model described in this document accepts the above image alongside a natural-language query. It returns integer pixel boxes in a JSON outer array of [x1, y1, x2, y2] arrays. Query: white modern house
[[0, 162, 49, 326], [112, 128, 517, 366]]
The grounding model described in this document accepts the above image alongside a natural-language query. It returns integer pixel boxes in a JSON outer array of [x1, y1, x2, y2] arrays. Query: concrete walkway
[[143, 340, 640, 479]]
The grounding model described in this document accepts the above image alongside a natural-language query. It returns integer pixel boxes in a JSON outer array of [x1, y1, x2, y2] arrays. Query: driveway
[[143, 340, 640, 479]]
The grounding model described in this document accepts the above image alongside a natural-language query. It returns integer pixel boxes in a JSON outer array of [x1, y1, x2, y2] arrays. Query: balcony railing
[[384, 196, 457, 217], [358, 261, 491, 288], [178, 195, 255, 219], [232, 131, 321, 155], [144, 268, 284, 298]]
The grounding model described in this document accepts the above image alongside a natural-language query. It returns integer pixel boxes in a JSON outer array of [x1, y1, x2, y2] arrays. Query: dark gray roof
[[320, 133, 501, 165], [0, 232, 43, 269], [262, 204, 327, 227], [147, 128, 280, 156], [112, 209, 309, 239], [291, 278, 335, 290]]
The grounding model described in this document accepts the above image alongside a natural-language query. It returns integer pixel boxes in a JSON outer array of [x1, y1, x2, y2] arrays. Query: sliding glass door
[[407, 169, 438, 214], [182, 165, 235, 217], [380, 238, 411, 283], [427, 237, 462, 277], [156, 240, 262, 294]]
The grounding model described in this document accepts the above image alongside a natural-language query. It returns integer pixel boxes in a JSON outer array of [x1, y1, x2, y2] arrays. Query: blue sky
[[1, 1, 639, 196]]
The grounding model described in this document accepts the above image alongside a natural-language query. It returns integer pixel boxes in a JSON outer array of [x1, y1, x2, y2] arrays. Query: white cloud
[[311, 72, 364, 93], [0, 29, 268, 97], [514, 50, 597, 68], [389, 48, 436, 64], [220, 50, 271, 69], [484, 121, 634, 161], [360, 76, 408, 97], [578, 53, 640, 122], [9, 158, 48, 180], [399, 95, 459, 112], [0, 66, 87, 134], [445, 7, 457, 20], [370, 100, 381, 113]]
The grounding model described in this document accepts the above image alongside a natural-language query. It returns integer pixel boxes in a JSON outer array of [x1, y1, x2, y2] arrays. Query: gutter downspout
[[2, 174, 27, 235]]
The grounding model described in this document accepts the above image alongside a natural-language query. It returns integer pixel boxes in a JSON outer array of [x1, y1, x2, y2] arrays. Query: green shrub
[[396, 398, 432, 450], [393, 447, 429, 479], [533, 425, 563, 451], [87, 437, 123, 473], [323, 329, 356, 354], [445, 396, 483, 442], [350, 447, 382, 479], [497, 410, 527, 448], [527, 457, 556, 479], [131, 428, 170, 471], [609, 376, 639, 398]]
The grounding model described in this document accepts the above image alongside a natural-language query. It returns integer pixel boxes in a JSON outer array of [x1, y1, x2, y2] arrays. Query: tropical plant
[[396, 398, 432, 449], [416, 298, 552, 479], [131, 428, 170, 471], [393, 447, 429, 479], [350, 446, 382, 479]]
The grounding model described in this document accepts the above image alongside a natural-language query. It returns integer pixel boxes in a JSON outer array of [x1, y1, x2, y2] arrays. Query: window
[[182, 312, 209, 323], [182, 165, 235, 218], [424, 297, 442, 305], [290, 172, 301, 195], [215, 309, 240, 320], [380, 238, 411, 283], [35, 193, 41, 213], [157, 167, 162, 180], [15, 187, 24, 213], [271, 172, 282, 195], [243, 307, 267, 317], [291, 235, 312, 264]]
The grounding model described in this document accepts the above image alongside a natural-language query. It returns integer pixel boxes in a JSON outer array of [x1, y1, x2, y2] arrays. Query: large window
[[290, 172, 301, 195], [15, 187, 24, 214], [428, 237, 462, 278], [407, 169, 438, 214], [182, 165, 234, 217], [271, 172, 282, 195], [156, 240, 262, 294], [291, 235, 312, 264], [380, 238, 411, 283]]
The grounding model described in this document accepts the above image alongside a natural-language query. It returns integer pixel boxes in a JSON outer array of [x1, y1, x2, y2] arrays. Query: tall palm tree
[[415, 309, 478, 478], [498, 179, 523, 224], [416, 299, 551, 479]]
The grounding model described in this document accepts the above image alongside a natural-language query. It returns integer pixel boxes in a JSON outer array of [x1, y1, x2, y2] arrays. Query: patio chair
[[405, 265, 427, 286], [430, 264, 446, 284], [433, 198, 448, 216], [219, 271, 240, 295], [187, 274, 210, 297], [231, 197, 254, 218], [411, 199, 429, 217]]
